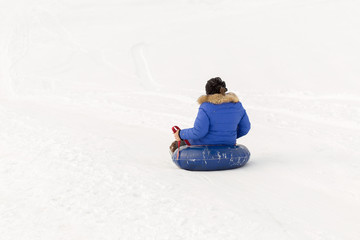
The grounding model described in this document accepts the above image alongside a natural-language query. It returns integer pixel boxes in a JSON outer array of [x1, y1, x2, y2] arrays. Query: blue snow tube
[[172, 145, 250, 171]]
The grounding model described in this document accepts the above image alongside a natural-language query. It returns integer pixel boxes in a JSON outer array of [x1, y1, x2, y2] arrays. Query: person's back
[[172, 77, 250, 150]]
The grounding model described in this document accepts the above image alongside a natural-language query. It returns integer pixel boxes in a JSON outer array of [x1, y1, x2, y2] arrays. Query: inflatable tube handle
[[172, 126, 191, 146], [172, 126, 191, 160]]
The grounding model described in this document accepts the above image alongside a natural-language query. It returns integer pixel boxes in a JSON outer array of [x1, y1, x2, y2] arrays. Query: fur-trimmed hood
[[197, 92, 239, 105]]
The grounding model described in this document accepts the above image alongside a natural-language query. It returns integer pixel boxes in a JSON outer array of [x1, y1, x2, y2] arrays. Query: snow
[[1, 0, 360, 239]]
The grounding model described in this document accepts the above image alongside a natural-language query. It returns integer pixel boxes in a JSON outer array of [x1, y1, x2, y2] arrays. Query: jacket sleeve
[[179, 107, 210, 140], [237, 110, 251, 138]]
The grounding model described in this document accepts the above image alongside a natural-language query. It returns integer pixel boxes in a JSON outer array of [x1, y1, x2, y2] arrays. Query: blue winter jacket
[[179, 92, 250, 145]]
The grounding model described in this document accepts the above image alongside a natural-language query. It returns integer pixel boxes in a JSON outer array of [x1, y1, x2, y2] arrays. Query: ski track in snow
[[1, 0, 360, 239]]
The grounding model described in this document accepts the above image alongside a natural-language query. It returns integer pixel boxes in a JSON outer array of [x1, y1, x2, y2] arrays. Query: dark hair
[[206, 77, 227, 95]]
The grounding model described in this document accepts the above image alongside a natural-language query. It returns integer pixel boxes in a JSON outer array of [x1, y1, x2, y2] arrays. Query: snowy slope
[[1, 0, 360, 239]]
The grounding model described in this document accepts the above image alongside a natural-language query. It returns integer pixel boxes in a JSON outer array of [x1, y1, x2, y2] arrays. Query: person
[[170, 77, 251, 153]]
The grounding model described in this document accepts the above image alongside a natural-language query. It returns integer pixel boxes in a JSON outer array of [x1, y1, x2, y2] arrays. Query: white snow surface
[[1, 0, 360, 239]]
